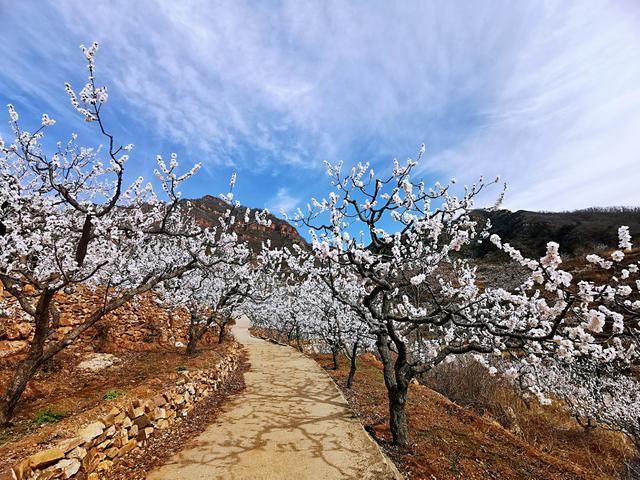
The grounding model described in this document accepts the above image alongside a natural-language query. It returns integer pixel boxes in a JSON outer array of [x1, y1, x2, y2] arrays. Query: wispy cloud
[[267, 187, 301, 216], [1, 1, 639, 211], [421, 1, 640, 211]]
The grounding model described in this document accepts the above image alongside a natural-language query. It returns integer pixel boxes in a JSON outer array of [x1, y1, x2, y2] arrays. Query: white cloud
[[421, 1, 640, 211], [268, 187, 301, 215], [1, 0, 639, 210]]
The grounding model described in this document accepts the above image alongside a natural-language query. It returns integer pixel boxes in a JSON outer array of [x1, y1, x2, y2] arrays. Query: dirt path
[[147, 317, 401, 480]]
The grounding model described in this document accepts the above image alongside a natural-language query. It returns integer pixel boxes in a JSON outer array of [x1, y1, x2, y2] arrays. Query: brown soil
[[314, 353, 634, 480], [0, 340, 235, 469]]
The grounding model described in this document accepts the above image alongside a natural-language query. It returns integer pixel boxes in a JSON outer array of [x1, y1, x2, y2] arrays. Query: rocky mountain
[[182, 195, 307, 251], [471, 207, 640, 258]]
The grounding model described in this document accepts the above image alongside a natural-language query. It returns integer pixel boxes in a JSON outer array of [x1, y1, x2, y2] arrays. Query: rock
[[87, 474, 99, 480], [129, 406, 145, 419], [58, 437, 83, 454], [78, 421, 105, 442], [95, 460, 113, 472], [152, 407, 166, 420], [0, 341, 28, 358], [53, 458, 80, 479], [118, 439, 137, 456], [105, 446, 119, 459], [34, 470, 55, 480], [96, 438, 112, 451], [28, 449, 65, 469], [101, 412, 119, 427], [11, 459, 31, 480], [76, 353, 120, 372], [67, 447, 87, 460], [128, 424, 138, 437], [133, 414, 151, 429], [112, 429, 128, 448], [5, 323, 31, 340], [152, 395, 167, 407], [82, 449, 105, 472]]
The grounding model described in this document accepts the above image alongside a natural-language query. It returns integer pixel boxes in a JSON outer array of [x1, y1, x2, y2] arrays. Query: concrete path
[[147, 317, 400, 480]]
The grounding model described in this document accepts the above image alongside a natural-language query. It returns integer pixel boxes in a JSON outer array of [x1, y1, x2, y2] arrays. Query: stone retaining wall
[[0, 287, 220, 360], [10, 343, 242, 480]]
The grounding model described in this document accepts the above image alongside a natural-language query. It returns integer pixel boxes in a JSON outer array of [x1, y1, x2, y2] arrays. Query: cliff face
[[181, 195, 307, 251]]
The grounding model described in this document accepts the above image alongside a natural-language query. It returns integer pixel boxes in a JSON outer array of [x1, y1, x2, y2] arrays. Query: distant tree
[[516, 359, 640, 450], [158, 218, 270, 354]]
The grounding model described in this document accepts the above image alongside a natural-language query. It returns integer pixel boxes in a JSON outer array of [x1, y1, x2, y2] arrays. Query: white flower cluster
[[270, 143, 640, 448]]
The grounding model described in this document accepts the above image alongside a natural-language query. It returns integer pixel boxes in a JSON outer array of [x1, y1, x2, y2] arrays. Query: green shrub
[[103, 389, 126, 401], [175, 365, 188, 372], [33, 408, 66, 426]]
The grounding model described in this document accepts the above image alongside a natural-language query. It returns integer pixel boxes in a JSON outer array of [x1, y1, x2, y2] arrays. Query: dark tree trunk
[[0, 356, 41, 426], [346, 340, 359, 389], [186, 322, 203, 356], [388, 383, 409, 446], [376, 331, 411, 447], [218, 323, 226, 344], [295, 325, 303, 352], [1, 289, 55, 426], [331, 347, 340, 370]]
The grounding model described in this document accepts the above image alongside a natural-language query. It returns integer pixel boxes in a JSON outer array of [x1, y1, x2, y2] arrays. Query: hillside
[[315, 353, 632, 480], [182, 195, 307, 251], [472, 208, 640, 258], [180, 199, 640, 259]]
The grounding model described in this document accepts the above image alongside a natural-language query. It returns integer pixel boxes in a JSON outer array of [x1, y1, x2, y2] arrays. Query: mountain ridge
[[472, 207, 640, 258]]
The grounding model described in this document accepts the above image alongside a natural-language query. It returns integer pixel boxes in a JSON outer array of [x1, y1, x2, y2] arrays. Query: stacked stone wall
[[10, 343, 242, 480]]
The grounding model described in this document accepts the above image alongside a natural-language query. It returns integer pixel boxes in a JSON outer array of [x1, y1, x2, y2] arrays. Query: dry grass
[[314, 352, 635, 480], [423, 356, 636, 478]]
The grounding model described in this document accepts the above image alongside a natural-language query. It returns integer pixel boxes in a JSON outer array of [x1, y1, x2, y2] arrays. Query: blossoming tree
[[512, 358, 640, 449], [0, 43, 209, 425], [286, 147, 640, 446], [158, 226, 269, 353]]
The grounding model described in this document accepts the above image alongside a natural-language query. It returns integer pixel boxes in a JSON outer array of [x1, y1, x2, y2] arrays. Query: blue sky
[[1, 0, 639, 220]]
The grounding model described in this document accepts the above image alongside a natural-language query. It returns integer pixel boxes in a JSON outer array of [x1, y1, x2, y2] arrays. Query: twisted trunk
[[186, 325, 202, 356], [331, 346, 340, 370], [218, 323, 226, 344], [346, 340, 359, 389], [376, 330, 411, 447], [1, 289, 55, 426]]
